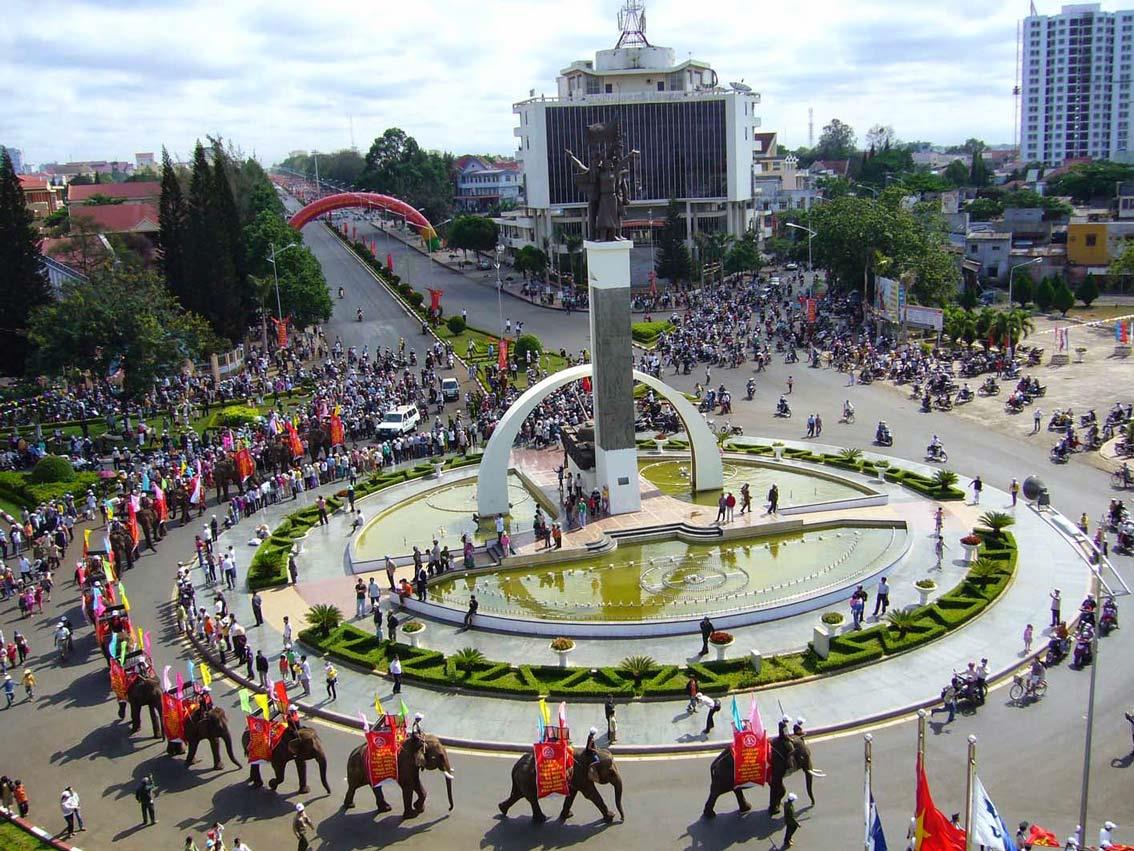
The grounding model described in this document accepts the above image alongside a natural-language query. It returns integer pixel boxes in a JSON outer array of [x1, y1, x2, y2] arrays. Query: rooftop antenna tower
[[615, 0, 650, 48], [808, 107, 814, 147]]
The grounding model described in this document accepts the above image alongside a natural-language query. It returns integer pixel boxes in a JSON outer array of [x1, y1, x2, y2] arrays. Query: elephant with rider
[[184, 704, 242, 770], [342, 733, 454, 819], [702, 728, 817, 818], [241, 722, 330, 795], [498, 745, 624, 823]]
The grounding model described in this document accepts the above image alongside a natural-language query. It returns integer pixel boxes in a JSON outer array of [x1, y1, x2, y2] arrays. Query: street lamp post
[[495, 242, 505, 337], [267, 242, 299, 321], [1007, 257, 1043, 353], [785, 222, 817, 296], [1077, 561, 1104, 851]]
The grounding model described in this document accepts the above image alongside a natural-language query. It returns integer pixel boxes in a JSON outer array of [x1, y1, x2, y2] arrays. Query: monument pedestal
[[585, 240, 641, 516]]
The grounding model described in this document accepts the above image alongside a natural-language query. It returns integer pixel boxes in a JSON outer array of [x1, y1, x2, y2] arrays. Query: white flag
[[970, 774, 1017, 850]]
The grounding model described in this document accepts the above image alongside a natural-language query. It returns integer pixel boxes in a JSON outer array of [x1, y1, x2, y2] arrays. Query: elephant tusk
[[443, 771, 455, 780], [806, 769, 826, 778]]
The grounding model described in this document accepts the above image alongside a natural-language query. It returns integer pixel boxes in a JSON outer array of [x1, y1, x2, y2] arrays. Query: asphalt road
[[1, 229, 1131, 851]]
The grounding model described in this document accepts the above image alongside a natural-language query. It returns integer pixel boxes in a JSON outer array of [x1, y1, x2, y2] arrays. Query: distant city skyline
[[3, 0, 1124, 168]]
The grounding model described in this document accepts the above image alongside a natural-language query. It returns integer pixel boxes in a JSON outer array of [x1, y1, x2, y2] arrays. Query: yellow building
[[1067, 222, 1109, 266]]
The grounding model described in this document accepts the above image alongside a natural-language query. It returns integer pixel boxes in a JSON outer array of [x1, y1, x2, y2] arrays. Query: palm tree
[[886, 609, 922, 636], [977, 510, 1015, 538], [974, 307, 997, 349], [305, 603, 344, 637]]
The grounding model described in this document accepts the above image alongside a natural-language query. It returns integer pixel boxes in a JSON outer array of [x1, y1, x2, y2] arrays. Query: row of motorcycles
[[1049, 403, 1131, 462], [1044, 597, 1119, 670], [1108, 499, 1133, 555]]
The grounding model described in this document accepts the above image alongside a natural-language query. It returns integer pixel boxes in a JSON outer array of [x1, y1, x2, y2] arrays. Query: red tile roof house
[[70, 203, 159, 235], [67, 180, 161, 205]]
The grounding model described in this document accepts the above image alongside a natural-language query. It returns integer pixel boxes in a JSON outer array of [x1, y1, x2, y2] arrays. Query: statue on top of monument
[[565, 121, 639, 242]]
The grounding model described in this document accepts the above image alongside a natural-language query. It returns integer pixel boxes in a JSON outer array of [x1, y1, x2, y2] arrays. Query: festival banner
[[805, 297, 817, 324], [126, 499, 140, 547], [498, 339, 509, 370], [271, 316, 289, 348], [273, 679, 290, 714], [286, 422, 305, 458], [246, 715, 274, 764], [364, 726, 400, 787], [109, 659, 130, 702], [235, 447, 255, 482], [152, 484, 168, 522], [162, 692, 186, 743], [254, 693, 271, 720], [427, 288, 443, 313], [732, 728, 770, 788], [533, 738, 572, 798], [1025, 825, 1060, 847], [329, 414, 345, 447]]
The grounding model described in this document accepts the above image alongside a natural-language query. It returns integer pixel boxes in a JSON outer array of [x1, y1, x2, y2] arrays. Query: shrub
[[885, 609, 920, 637], [617, 654, 657, 685], [708, 631, 734, 645], [1077, 274, 1100, 307], [211, 405, 262, 429], [402, 621, 425, 634], [305, 603, 344, 637], [837, 447, 863, 465], [549, 637, 575, 652], [915, 578, 937, 590], [447, 314, 466, 334], [29, 455, 75, 483], [451, 646, 487, 673], [513, 333, 542, 365], [932, 469, 959, 491], [977, 511, 1015, 536], [630, 320, 673, 343], [821, 611, 845, 626]]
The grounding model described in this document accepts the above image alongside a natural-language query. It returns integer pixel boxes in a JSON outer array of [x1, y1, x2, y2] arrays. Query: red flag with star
[[914, 756, 965, 851]]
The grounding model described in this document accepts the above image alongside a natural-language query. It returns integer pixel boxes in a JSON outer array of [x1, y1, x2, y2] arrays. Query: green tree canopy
[[943, 159, 970, 187], [970, 150, 990, 187], [1051, 276, 1075, 315], [815, 119, 857, 161], [1034, 276, 1055, 312], [1046, 161, 1134, 202], [0, 148, 52, 375], [966, 197, 1003, 221], [358, 128, 454, 224], [725, 232, 763, 275], [279, 148, 365, 188], [1076, 274, 1100, 307], [447, 215, 499, 254], [1109, 241, 1134, 279], [513, 245, 547, 280], [27, 269, 223, 396], [654, 199, 691, 284], [1012, 273, 1033, 308], [243, 209, 331, 328]]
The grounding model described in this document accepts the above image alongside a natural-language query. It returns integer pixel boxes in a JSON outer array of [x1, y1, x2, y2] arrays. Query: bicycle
[[1009, 674, 1047, 704]]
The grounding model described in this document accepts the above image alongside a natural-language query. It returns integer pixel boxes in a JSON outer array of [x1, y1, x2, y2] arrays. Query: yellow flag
[[119, 585, 129, 611], [83, 528, 91, 553], [538, 698, 551, 725], [255, 693, 270, 720], [374, 695, 384, 716], [136, 626, 144, 648], [199, 663, 212, 687]]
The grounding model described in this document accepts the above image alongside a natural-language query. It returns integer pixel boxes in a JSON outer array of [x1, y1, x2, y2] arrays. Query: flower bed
[[708, 630, 734, 645]]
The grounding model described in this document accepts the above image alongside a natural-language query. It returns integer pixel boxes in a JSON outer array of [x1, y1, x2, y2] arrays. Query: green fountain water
[[355, 473, 541, 557], [639, 458, 864, 508], [427, 526, 900, 622]]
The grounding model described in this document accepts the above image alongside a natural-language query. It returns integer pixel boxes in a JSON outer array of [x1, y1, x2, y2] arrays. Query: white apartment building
[[1021, 3, 1134, 165], [511, 1, 762, 252]]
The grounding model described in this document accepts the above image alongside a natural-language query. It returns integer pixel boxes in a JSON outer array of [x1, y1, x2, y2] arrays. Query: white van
[[375, 404, 420, 438]]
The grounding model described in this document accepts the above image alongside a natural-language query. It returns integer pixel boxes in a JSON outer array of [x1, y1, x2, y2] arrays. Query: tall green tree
[[1046, 161, 1134, 202], [970, 150, 989, 187], [1034, 276, 1055, 312], [513, 245, 547, 281], [447, 215, 498, 254], [158, 147, 188, 306], [654, 199, 691, 284], [815, 119, 857, 161], [243, 210, 331, 328], [358, 128, 454, 224], [1051, 276, 1075, 315], [1076, 274, 1100, 307], [1012, 273, 1033, 308], [27, 269, 223, 396], [943, 159, 969, 187], [0, 148, 52, 374], [724, 231, 763, 275], [208, 144, 251, 340]]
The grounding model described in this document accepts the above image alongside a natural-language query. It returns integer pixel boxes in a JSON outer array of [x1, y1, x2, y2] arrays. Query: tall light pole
[[785, 222, 817, 296], [495, 242, 505, 337], [1011, 258, 1043, 354], [267, 242, 299, 321]]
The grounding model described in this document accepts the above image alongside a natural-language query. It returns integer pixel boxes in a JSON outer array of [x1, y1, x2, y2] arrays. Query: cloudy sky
[[0, 0, 1094, 168]]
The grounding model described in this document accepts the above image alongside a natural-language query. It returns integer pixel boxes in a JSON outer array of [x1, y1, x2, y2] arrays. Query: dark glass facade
[[545, 100, 727, 206]]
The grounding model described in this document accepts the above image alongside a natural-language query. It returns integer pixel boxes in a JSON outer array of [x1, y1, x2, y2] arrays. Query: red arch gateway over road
[[288, 191, 434, 235]]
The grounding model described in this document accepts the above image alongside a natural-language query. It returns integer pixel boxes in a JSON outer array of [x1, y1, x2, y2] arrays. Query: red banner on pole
[[329, 414, 345, 447], [234, 447, 255, 482], [162, 692, 186, 743], [533, 739, 572, 798], [732, 728, 769, 788], [427, 288, 443, 312], [498, 339, 509, 370], [273, 679, 289, 715], [805, 298, 817, 324], [271, 317, 289, 348], [286, 422, 305, 458], [581, 376, 592, 393], [386, 254, 393, 272]]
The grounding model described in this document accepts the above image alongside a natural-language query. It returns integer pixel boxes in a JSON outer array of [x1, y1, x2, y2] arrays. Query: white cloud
[[0, 0, 1116, 166]]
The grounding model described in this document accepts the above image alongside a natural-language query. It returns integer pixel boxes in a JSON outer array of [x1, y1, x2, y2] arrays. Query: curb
[[1, 808, 83, 850]]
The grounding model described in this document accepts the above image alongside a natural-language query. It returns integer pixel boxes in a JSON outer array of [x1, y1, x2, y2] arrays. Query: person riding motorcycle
[[1100, 596, 1119, 634], [745, 378, 756, 400], [356, 307, 364, 322], [338, 286, 345, 299], [876, 420, 891, 444], [776, 396, 790, 416], [957, 383, 973, 401], [843, 400, 854, 421]]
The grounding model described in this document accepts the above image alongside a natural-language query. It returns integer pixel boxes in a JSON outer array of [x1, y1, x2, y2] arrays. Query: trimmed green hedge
[[296, 533, 1017, 699], [0, 469, 104, 510], [631, 320, 674, 344]]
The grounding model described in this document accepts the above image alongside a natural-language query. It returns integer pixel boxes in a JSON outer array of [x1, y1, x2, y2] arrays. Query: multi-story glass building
[[1020, 3, 1134, 165], [508, 1, 761, 255]]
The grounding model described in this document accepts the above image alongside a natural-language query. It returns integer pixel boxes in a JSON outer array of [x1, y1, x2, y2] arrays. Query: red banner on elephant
[[235, 447, 255, 482], [246, 715, 273, 764], [162, 692, 186, 744], [364, 727, 400, 787], [109, 659, 130, 702], [329, 414, 345, 447], [732, 729, 769, 788], [533, 739, 572, 798]]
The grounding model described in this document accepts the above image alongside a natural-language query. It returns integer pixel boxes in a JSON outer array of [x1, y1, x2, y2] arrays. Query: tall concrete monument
[[476, 120, 722, 520]]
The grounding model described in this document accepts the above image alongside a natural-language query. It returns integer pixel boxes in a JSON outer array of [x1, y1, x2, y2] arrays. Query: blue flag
[[866, 793, 888, 851], [730, 697, 744, 731]]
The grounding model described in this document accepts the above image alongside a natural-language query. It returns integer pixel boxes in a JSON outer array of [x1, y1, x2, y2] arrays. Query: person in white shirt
[[1100, 820, 1118, 849], [59, 786, 84, 835]]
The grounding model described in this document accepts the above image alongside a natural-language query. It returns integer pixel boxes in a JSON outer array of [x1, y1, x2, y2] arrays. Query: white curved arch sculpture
[[476, 365, 723, 517]]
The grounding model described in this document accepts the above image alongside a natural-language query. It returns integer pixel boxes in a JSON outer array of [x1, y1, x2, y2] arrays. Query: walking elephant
[[306, 425, 332, 461], [701, 733, 817, 819], [135, 504, 162, 551], [260, 441, 295, 475], [342, 733, 455, 818], [498, 747, 624, 824], [166, 485, 193, 525], [213, 458, 251, 502], [185, 706, 241, 770], [108, 526, 136, 572], [241, 724, 330, 795], [121, 675, 162, 739]]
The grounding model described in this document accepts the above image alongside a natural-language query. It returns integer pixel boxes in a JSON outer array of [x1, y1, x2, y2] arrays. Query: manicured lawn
[[1061, 303, 1134, 322], [0, 820, 55, 850]]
